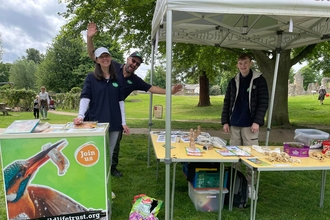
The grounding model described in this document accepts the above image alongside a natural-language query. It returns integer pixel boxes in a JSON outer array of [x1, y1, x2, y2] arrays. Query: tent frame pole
[[147, 40, 156, 167], [265, 51, 281, 146], [164, 10, 173, 220]]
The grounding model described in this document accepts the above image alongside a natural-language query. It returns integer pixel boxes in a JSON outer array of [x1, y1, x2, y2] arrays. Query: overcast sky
[[0, 0, 67, 63], [0, 0, 149, 79]]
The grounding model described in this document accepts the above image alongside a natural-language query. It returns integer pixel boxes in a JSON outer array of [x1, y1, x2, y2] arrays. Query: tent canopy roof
[[152, 0, 330, 50]]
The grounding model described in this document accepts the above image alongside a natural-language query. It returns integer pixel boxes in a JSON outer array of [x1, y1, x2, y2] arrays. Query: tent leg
[[164, 10, 173, 220], [265, 52, 281, 146], [148, 38, 157, 167]]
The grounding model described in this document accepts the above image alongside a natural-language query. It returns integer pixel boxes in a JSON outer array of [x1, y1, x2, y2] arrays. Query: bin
[[153, 105, 163, 119], [0, 122, 111, 220]]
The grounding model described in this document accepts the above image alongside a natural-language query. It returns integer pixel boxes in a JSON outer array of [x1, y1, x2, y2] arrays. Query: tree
[[25, 48, 43, 64], [308, 41, 330, 78], [9, 59, 37, 89], [252, 46, 317, 126], [0, 62, 11, 83], [144, 65, 166, 88], [60, 0, 155, 58], [299, 65, 322, 90], [36, 31, 92, 92], [168, 43, 238, 106], [91, 32, 125, 64]]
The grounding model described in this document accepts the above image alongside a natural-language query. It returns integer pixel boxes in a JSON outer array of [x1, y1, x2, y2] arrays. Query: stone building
[[288, 72, 328, 96]]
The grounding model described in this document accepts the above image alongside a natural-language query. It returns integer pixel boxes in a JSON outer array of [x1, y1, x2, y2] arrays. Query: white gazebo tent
[[150, 1, 330, 219]]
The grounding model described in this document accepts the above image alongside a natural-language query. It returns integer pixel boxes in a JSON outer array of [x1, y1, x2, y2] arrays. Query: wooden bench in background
[[0, 103, 12, 115]]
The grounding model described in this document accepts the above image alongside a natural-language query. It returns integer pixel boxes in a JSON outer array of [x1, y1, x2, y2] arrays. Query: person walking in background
[[221, 53, 269, 199], [33, 95, 39, 119], [39, 86, 50, 120], [87, 21, 182, 177], [318, 85, 326, 105], [49, 96, 55, 110]]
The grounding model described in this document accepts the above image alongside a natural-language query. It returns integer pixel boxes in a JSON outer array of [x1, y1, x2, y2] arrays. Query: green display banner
[[1, 135, 110, 220]]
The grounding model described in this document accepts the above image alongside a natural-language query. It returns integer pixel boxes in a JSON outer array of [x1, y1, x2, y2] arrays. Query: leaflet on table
[[246, 157, 271, 166], [156, 135, 178, 143], [216, 146, 251, 156], [62, 121, 98, 130], [185, 147, 202, 156], [152, 131, 211, 143], [180, 135, 191, 142], [3, 119, 40, 134]]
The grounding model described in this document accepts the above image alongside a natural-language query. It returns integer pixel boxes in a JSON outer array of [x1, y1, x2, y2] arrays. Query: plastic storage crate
[[188, 182, 228, 212], [193, 168, 228, 188], [294, 129, 329, 149]]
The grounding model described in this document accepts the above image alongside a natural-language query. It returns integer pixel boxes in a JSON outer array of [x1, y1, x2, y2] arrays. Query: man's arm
[[87, 22, 97, 62], [148, 84, 182, 95]]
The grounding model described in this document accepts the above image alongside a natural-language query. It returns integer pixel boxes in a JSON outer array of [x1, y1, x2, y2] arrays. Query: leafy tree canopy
[[60, 0, 155, 60], [35, 30, 91, 92], [9, 59, 37, 90], [144, 65, 166, 88], [0, 62, 11, 83], [299, 65, 323, 89], [24, 48, 44, 64]]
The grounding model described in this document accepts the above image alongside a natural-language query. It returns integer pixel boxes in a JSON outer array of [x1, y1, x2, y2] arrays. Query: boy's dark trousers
[[34, 108, 39, 119]]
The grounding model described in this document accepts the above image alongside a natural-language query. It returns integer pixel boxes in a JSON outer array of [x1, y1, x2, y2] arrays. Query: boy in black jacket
[[221, 53, 269, 199]]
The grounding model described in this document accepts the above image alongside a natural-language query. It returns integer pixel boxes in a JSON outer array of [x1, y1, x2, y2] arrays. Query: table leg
[[170, 162, 177, 220], [156, 159, 159, 181], [320, 170, 327, 207], [217, 163, 225, 220], [229, 163, 238, 211], [250, 170, 260, 220]]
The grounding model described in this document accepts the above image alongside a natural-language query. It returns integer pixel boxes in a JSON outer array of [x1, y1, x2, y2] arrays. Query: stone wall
[[288, 72, 305, 96], [288, 72, 328, 96], [321, 77, 330, 88]]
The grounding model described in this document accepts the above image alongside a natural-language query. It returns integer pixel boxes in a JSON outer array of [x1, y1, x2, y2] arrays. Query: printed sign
[[1, 136, 110, 220]]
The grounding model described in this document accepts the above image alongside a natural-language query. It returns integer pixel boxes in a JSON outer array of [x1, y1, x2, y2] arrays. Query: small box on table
[[188, 182, 228, 212], [322, 140, 330, 154], [294, 129, 329, 149], [283, 142, 309, 157]]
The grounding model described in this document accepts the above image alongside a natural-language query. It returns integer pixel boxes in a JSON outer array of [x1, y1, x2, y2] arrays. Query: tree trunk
[[198, 71, 211, 107], [253, 50, 291, 127]]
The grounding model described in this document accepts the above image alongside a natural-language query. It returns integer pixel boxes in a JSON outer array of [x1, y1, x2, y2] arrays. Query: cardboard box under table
[[0, 123, 111, 220]]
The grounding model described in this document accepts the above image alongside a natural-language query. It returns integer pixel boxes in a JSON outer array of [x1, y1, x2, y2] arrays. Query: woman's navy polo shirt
[[80, 72, 123, 131]]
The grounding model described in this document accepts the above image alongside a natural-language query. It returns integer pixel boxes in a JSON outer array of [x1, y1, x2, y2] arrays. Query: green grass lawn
[[0, 94, 330, 219]]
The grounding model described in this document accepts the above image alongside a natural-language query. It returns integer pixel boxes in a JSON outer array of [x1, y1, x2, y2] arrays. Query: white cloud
[[135, 64, 150, 80], [292, 62, 307, 73], [0, 0, 67, 63]]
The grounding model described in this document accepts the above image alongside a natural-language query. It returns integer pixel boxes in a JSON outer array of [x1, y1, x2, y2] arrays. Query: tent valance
[[152, 0, 330, 50]]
